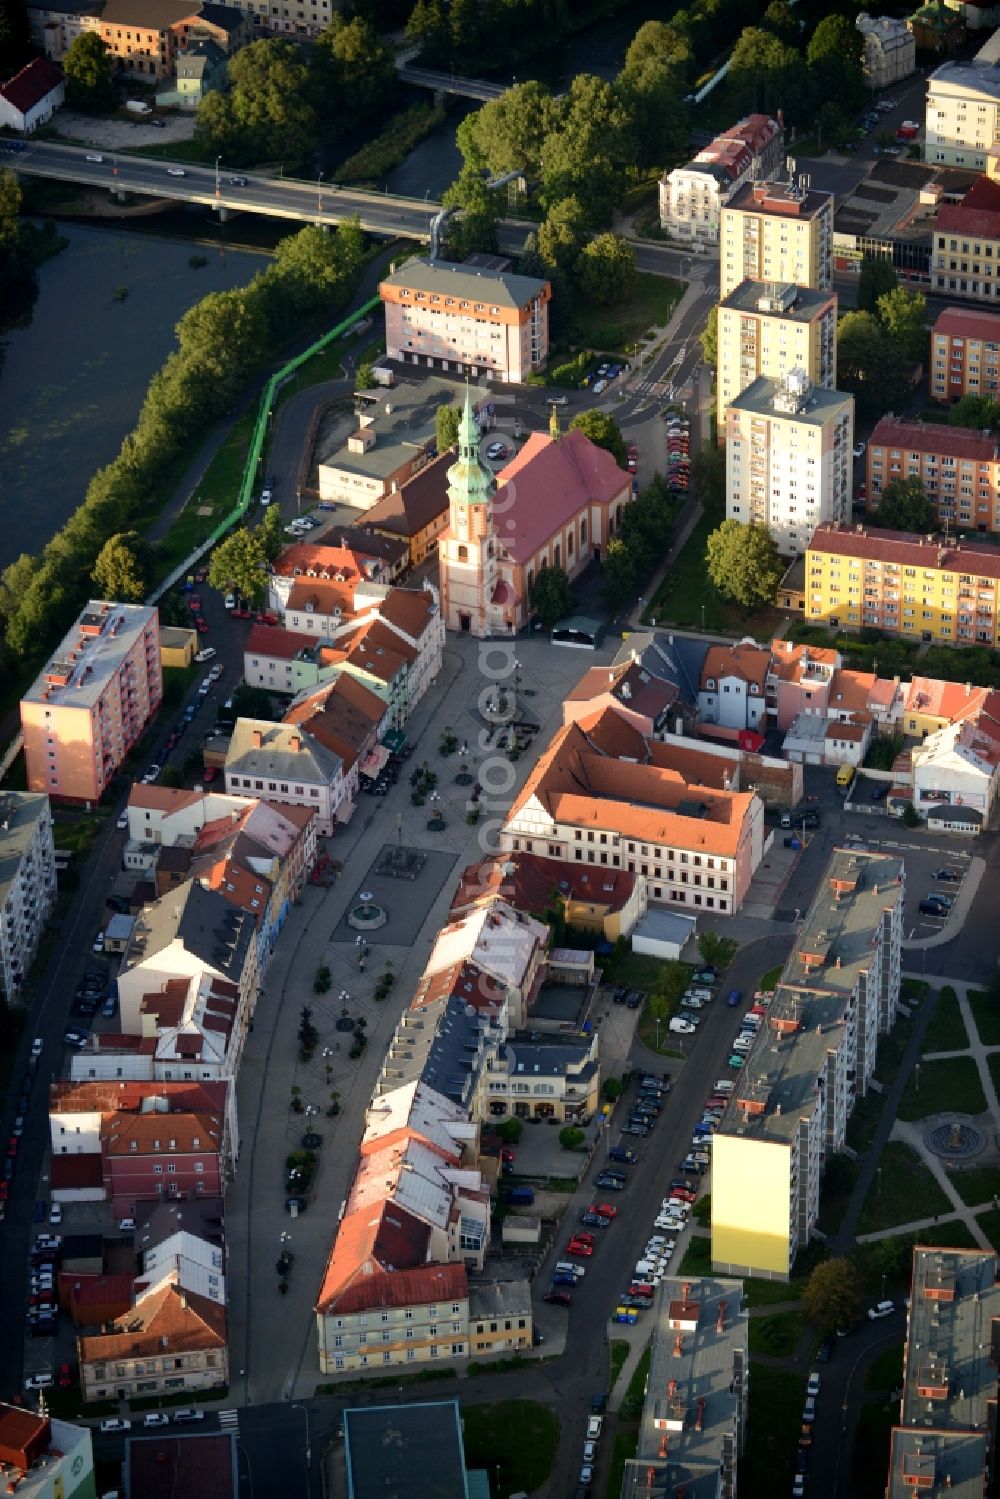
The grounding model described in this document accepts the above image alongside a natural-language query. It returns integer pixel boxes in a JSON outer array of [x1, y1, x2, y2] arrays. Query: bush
[[496, 1118, 523, 1145], [559, 1125, 585, 1151], [337, 102, 444, 183]]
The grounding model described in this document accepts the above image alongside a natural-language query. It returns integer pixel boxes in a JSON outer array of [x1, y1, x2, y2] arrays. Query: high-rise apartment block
[[21, 601, 162, 804], [725, 370, 854, 555], [712, 846, 903, 1279], [719, 180, 834, 299], [925, 59, 1000, 170], [0, 792, 56, 1004], [717, 280, 837, 428]]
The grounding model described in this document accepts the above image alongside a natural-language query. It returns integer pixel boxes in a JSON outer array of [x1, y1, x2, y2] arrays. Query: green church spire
[[446, 385, 494, 507]]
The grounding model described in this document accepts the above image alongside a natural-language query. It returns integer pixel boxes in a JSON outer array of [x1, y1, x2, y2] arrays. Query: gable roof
[[365, 452, 452, 537], [701, 641, 769, 691], [380, 256, 548, 310], [123, 878, 255, 983], [78, 1282, 226, 1363], [492, 428, 630, 563], [937, 175, 1000, 241], [0, 58, 63, 113]]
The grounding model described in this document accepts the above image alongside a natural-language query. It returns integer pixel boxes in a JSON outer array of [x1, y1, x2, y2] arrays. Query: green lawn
[[856, 1142, 953, 1234], [851, 1400, 898, 1499], [921, 987, 970, 1053], [677, 1232, 712, 1278], [741, 1365, 808, 1499], [976, 1207, 1000, 1251], [873, 1010, 917, 1087], [900, 978, 930, 1004], [908, 1218, 980, 1249], [947, 1165, 1000, 1208], [119, 135, 209, 164], [744, 1277, 803, 1307], [864, 1342, 905, 1393], [748, 1310, 807, 1357], [644, 504, 787, 634], [604, 1430, 638, 1499], [609, 1339, 630, 1391], [636, 961, 698, 1053], [846, 1091, 885, 1155], [618, 1347, 651, 1421], [897, 1057, 987, 1121], [759, 964, 784, 994], [460, 1402, 559, 1498], [967, 989, 1000, 1046], [817, 1153, 862, 1236], [575, 272, 683, 353], [692, 1192, 711, 1227]]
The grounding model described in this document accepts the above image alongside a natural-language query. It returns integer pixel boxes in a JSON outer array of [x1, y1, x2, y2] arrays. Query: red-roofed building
[[660, 112, 784, 248], [78, 1281, 228, 1403], [867, 414, 1000, 530], [930, 306, 1000, 403], [933, 176, 1000, 304], [450, 851, 647, 941], [439, 394, 632, 637], [0, 58, 64, 132]]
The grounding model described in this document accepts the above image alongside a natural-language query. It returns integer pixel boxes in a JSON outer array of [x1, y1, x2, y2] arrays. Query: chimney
[[252, 729, 263, 749], [668, 1378, 678, 1399], [290, 735, 302, 753], [717, 1299, 728, 1333], [673, 1334, 684, 1357]]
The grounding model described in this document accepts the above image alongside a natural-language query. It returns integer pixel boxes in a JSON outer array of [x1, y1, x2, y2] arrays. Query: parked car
[[932, 867, 961, 882], [544, 1289, 572, 1306], [144, 1412, 170, 1427], [868, 1299, 894, 1320], [100, 1418, 132, 1433]]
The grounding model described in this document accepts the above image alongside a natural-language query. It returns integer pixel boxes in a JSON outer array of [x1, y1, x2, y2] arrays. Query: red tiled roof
[[315, 1197, 435, 1312], [271, 543, 363, 581], [721, 113, 781, 155], [869, 415, 1000, 462], [451, 851, 638, 919], [701, 641, 769, 691], [936, 175, 1000, 241], [932, 306, 1000, 343], [50, 1079, 228, 1116], [0, 58, 63, 113], [904, 675, 991, 722], [808, 523, 1000, 581], [245, 623, 318, 660], [51, 1153, 103, 1190], [102, 1109, 222, 1156], [286, 579, 356, 617], [79, 1282, 226, 1362], [493, 428, 630, 563], [410, 958, 509, 1014], [377, 587, 436, 640]]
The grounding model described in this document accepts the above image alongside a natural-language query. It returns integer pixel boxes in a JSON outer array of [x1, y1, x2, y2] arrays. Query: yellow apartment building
[[719, 180, 834, 300], [804, 523, 1000, 644], [21, 601, 162, 804], [717, 280, 837, 430], [712, 847, 903, 1280]]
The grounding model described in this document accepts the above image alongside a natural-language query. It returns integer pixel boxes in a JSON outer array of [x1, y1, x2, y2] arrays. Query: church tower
[[439, 387, 498, 635]]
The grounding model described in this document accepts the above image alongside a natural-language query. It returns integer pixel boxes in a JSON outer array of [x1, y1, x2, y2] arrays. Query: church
[[438, 389, 634, 636]]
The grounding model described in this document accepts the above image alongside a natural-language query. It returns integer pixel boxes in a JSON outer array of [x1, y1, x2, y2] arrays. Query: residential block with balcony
[[717, 280, 837, 430], [0, 792, 56, 1005], [21, 600, 162, 804], [712, 846, 903, 1280], [931, 176, 1000, 304], [867, 415, 1000, 533], [719, 180, 834, 300], [931, 305, 1000, 402], [805, 522, 1000, 644], [725, 370, 854, 556]]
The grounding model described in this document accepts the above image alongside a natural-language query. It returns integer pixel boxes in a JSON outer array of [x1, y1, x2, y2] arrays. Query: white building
[[141, 1225, 227, 1306], [659, 115, 784, 250], [0, 58, 65, 132], [725, 369, 854, 556], [0, 792, 56, 1006], [856, 14, 916, 90], [911, 697, 1000, 822], [925, 58, 1000, 169], [224, 720, 348, 836], [717, 281, 837, 429], [698, 642, 769, 733]]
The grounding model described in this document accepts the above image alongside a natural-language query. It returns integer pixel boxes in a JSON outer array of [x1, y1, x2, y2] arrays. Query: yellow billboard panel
[[711, 1133, 792, 1277]]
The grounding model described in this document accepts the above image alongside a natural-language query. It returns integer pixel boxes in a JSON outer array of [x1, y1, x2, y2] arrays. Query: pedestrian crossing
[[217, 1409, 240, 1431]]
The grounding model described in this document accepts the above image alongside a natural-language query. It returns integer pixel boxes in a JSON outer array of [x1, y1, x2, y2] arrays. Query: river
[[382, 0, 669, 199], [0, 221, 268, 572]]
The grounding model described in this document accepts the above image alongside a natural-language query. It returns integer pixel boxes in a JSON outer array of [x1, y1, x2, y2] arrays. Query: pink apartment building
[[21, 601, 162, 804]]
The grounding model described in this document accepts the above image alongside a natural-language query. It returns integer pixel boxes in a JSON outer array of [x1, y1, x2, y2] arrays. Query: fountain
[[347, 889, 387, 932]]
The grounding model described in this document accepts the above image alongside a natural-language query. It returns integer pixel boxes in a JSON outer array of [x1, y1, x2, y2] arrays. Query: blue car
[[33, 1201, 46, 1223], [552, 1272, 576, 1287], [727, 989, 742, 1007]]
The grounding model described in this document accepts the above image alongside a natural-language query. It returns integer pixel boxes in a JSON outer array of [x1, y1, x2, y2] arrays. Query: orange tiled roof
[[808, 524, 1000, 580], [377, 587, 437, 641], [102, 1109, 222, 1156], [315, 1197, 436, 1313], [904, 675, 991, 722], [79, 1283, 226, 1362], [701, 641, 769, 691], [451, 852, 638, 919]]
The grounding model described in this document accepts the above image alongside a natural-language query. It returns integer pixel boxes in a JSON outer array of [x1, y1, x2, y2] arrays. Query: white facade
[[912, 721, 1000, 816], [925, 60, 1000, 169], [0, 66, 65, 132], [661, 164, 736, 250], [142, 1228, 226, 1305], [857, 14, 916, 90], [0, 793, 56, 1005], [223, 720, 346, 836], [726, 371, 854, 556], [698, 671, 767, 731]]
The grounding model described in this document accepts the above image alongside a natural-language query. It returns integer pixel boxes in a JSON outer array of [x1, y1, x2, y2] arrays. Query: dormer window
[[750, 683, 760, 694], [705, 678, 715, 690]]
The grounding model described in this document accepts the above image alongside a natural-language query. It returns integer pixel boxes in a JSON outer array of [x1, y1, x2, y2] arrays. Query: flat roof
[[729, 375, 852, 426], [23, 601, 157, 710], [468, 1279, 532, 1319], [343, 1401, 470, 1499], [724, 179, 833, 222], [623, 1276, 747, 1498], [929, 58, 1000, 102], [0, 793, 50, 913], [720, 279, 835, 321], [124, 1432, 237, 1499], [902, 1247, 1000, 1431], [720, 846, 903, 1142]]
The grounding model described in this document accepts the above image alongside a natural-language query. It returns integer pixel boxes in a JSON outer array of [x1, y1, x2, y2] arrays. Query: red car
[[543, 1289, 572, 1307], [257, 611, 279, 627], [188, 595, 201, 611], [203, 767, 218, 784], [500, 1148, 515, 1164], [573, 1231, 595, 1245], [58, 1362, 73, 1388], [565, 1240, 594, 1258], [628, 1283, 655, 1300], [196, 619, 209, 634], [671, 1186, 697, 1204], [590, 1203, 617, 1220]]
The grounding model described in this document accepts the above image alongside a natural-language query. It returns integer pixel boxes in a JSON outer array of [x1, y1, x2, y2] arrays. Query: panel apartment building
[[925, 58, 1000, 170], [712, 846, 903, 1280], [380, 258, 551, 384], [717, 280, 837, 429], [719, 179, 834, 300], [21, 600, 162, 804], [725, 370, 854, 555], [805, 522, 1000, 644], [930, 305, 1000, 402], [0, 792, 56, 1005], [866, 414, 1000, 532]]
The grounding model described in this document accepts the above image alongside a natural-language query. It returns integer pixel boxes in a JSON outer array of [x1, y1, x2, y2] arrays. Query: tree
[[442, 163, 499, 258], [91, 531, 149, 602], [857, 254, 898, 315], [63, 32, 116, 112], [578, 234, 636, 306], [877, 286, 929, 370], [837, 310, 913, 415], [602, 1077, 623, 1101], [705, 519, 783, 610], [355, 362, 376, 390], [231, 684, 278, 721], [760, 0, 800, 44], [728, 28, 810, 124], [537, 195, 589, 276], [806, 14, 866, 119], [405, 0, 449, 63], [517, 231, 548, 282], [700, 305, 719, 368], [208, 526, 268, 605], [530, 565, 574, 627], [569, 410, 627, 468], [310, 15, 395, 133], [0, 0, 32, 74], [197, 39, 315, 167], [874, 477, 937, 534], [258, 503, 286, 563], [801, 1255, 863, 1335], [559, 1125, 585, 1150], [436, 401, 460, 454], [623, 19, 693, 75], [539, 74, 629, 224], [456, 81, 559, 181], [949, 393, 1000, 430], [617, 57, 689, 172], [602, 535, 639, 608], [496, 1117, 523, 1145]]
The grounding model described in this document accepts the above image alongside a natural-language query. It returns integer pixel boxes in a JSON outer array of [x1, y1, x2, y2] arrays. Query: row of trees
[[0, 170, 66, 346], [0, 220, 367, 695], [728, 7, 867, 136], [838, 277, 929, 417]]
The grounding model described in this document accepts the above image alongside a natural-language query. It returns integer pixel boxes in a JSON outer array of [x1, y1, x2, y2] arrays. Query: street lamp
[[317, 171, 324, 213], [291, 1402, 312, 1470], [215, 155, 221, 198]]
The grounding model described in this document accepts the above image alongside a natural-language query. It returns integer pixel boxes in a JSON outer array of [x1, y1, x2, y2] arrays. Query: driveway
[[50, 108, 196, 149]]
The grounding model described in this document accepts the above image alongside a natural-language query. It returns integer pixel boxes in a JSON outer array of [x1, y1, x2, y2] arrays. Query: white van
[[555, 1261, 585, 1279], [714, 1080, 735, 1094], [85, 153, 104, 164]]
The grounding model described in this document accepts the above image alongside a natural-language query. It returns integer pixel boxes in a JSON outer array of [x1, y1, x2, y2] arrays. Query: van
[[119, 1218, 136, 1233], [555, 1261, 585, 1279], [780, 809, 792, 828], [85, 152, 104, 164], [714, 1080, 734, 1094], [837, 764, 854, 793]]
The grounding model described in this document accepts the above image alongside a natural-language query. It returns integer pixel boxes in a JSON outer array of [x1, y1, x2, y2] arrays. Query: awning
[[381, 729, 406, 754], [335, 799, 356, 824], [361, 745, 390, 776]]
